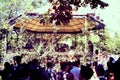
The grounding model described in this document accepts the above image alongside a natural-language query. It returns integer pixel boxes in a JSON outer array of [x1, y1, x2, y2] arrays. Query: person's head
[[113, 58, 120, 80], [86, 62, 91, 68], [32, 58, 39, 65], [4, 62, 11, 69], [13, 56, 22, 65], [60, 62, 69, 72], [47, 61, 54, 68], [108, 71, 114, 80], [109, 57, 114, 63], [93, 61, 98, 67], [79, 65, 93, 80], [95, 50, 99, 55], [96, 64, 105, 76], [88, 41, 92, 44], [73, 59, 80, 67]]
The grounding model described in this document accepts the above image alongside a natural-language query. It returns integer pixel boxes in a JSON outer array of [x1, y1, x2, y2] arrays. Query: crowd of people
[[0, 52, 120, 80]]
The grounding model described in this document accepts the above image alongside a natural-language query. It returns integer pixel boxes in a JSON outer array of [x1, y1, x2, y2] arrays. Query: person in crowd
[[95, 64, 106, 80], [11, 56, 22, 80], [79, 65, 93, 80], [113, 57, 120, 80], [56, 62, 74, 80], [107, 70, 114, 80], [46, 61, 56, 80], [29, 58, 46, 80], [88, 41, 94, 57], [107, 57, 115, 71], [91, 61, 99, 80], [67, 62, 74, 80], [0, 62, 12, 80], [11, 55, 29, 80], [70, 60, 80, 80]]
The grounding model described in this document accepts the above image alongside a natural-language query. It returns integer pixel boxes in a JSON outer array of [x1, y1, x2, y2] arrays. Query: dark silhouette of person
[[29, 59, 47, 80], [0, 62, 12, 80], [88, 41, 94, 57], [79, 65, 93, 80], [11, 56, 29, 80]]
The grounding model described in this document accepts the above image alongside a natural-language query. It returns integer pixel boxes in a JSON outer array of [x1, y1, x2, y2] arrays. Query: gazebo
[[0, 13, 106, 63], [7, 13, 105, 52], [3, 13, 105, 54]]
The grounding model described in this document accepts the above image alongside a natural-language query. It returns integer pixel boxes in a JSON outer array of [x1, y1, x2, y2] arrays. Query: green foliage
[[100, 29, 120, 54]]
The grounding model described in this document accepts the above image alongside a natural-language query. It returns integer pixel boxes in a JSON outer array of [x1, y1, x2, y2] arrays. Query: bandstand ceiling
[[14, 15, 96, 34]]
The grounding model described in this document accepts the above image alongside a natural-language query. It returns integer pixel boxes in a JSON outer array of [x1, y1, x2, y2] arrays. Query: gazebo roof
[[13, 14, 104, 34]]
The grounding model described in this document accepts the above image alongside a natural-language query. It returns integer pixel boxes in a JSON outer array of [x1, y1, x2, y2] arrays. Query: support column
[[84, 16, 88, 53]]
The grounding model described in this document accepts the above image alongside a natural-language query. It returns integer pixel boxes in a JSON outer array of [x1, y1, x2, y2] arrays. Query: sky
[[75, 0, 120, 35], [95, 0, 120, 33], [34, 0, 120, 35]]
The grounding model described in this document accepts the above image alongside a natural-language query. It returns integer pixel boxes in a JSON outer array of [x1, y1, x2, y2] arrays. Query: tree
[[105, 31, 120, 54], [0, 0, 43, 59], [43, 0, 109, 26]]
